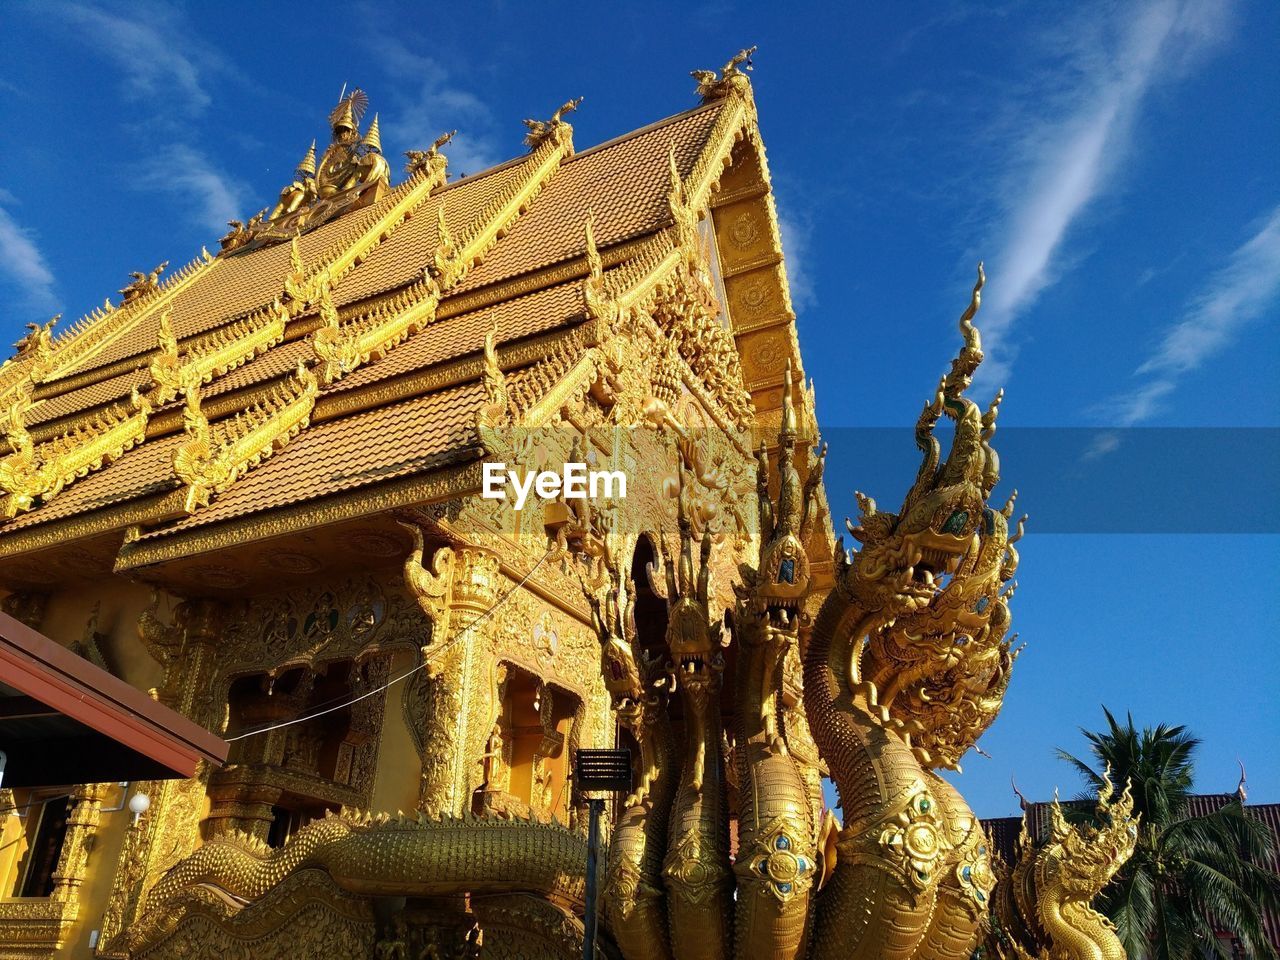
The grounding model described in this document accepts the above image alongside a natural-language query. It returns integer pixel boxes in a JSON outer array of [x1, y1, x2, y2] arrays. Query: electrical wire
[[225, 547, 554, 743]]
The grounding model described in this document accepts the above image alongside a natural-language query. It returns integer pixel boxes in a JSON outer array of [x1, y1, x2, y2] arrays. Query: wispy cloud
[[41, 2, 244, 236], [0, 189, 59, 317], [777, 211, 818, 312], [46, 1, 214, 115], [978, 0, 1232, 386], [1100, 203, 1280, 425], [373, 33, 503, 176], [140, 146, 248, 235]]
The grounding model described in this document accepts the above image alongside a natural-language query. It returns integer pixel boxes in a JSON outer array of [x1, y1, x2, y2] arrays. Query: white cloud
[[140, 145, 248, 235], [37, 5, 246, 237], [373, 34, 503, 176], [0, 189, 59, 316], [777, 211, 817, 312], [48, 1, 212, 114], [1100, 204, 1280, 425], [1082, 430, 1122, 461], [977, 0, 1232, 386]]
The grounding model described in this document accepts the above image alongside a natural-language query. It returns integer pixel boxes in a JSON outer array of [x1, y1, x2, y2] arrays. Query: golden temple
[[0, 52, 1133, 960]]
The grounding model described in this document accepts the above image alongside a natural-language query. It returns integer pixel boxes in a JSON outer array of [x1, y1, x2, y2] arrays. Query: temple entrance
[[473, 664, 579, 822]]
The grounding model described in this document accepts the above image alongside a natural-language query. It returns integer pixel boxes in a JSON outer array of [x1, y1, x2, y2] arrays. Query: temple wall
[[369, 646, 421, 815]]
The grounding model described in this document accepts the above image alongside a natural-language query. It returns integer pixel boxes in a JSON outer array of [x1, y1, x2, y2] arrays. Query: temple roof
[[0, 67, 822, 594]]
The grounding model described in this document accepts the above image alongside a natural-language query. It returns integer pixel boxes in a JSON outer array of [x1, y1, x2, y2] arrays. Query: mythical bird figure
[[406, 130, 456, 178], [991, 771, 1139, 960], [120, 261, 168, 304], [13, 315, 57, 357], [218, 218, 250, 253], [523, 98, 582, 149], [692, 47, 756, 102]]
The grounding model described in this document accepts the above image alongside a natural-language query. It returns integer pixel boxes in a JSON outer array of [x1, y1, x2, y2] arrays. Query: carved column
[[408, 541, 503, 815], [172, 599, 226, 727], [97, 598, 225, 957], [49, 782, 109, 906]]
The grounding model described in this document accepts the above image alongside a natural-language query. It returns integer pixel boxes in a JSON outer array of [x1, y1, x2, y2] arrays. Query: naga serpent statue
[[132, 268, 1134, 960], [990, 770, 1139, 960]]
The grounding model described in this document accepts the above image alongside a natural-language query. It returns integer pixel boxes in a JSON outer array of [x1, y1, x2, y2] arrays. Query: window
[[11, 793, 71, 898]]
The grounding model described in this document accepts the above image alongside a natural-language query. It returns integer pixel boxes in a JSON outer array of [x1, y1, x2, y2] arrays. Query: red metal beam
[[0, 611, 226, 783]]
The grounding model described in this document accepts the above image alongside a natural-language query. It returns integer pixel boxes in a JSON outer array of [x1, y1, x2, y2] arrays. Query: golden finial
[[317, 282, 339, 332], [584, 209, 602, 283], [436, 200, 455, 260], [361, 116, 382, 154], [405, 130, 456, 177], [297, 140, 317, 176], [522, 97, 582, 149], [289, 233, 304, 279], [329, 88, 366, 132], [667, 143, 682, 206], [943, 262, 986, 398], [780, 358, 798, 445], [477, 321, 509, 428], [178, 379, 209, 447], [157, 309, 177, 356]]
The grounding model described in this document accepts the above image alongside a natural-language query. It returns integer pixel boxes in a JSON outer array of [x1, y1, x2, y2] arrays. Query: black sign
[[574, 748, 633, 792]]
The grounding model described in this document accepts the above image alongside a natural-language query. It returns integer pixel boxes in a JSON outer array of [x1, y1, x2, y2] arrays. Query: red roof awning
[[0, 611, 227, 788]]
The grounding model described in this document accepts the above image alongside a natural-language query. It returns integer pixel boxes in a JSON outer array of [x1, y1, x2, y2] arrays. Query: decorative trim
[[150, 301, 288, 405], [0, 385, 152, 518], [709, 181, 769, 209], [42, 256, 218, 386], [172, 364, 319, 513], [720, 250, 783, 280], [311, 279, 439, 386], [114, 460, 484, 570]]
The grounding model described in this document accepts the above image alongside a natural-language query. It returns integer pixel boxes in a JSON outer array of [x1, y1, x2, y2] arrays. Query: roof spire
[[332, 98, 356, 133], [361, 114, 382, 153], [329, 88, 366, 134], [297, 140, 317, 177]]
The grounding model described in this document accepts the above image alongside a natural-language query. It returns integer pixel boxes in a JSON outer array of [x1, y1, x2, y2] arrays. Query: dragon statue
[[128, 808, 590, 953], [130, 268, 1130, 960], [990, 771, 1139, 960]]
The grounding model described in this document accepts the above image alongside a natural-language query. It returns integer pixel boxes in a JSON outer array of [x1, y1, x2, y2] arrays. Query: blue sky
[[1, 2, 1277, 817]]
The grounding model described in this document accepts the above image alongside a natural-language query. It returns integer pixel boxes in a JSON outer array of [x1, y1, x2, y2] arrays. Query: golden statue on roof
[[692, 46, 757, 102], [523, 97, 582, 149], [316, 91, 390, 199], [405, 130, 456, 178], [224, 89, 399, 254], [119, 260, 168, 304], [267, 141, 318, 222]]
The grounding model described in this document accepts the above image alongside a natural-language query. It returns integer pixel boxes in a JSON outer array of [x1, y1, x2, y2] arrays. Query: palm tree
[[1058, 708, 1280, 960]]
